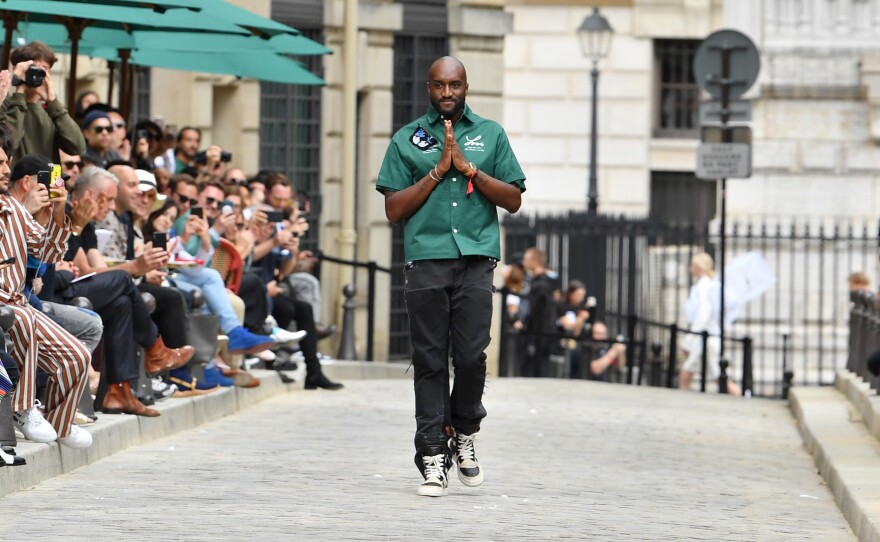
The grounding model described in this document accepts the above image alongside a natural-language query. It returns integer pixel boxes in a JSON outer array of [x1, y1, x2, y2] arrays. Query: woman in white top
[[680, 253, 741, 395]]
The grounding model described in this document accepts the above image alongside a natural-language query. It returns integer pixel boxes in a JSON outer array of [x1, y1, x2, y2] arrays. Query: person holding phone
[[0, 152, 93, 448]]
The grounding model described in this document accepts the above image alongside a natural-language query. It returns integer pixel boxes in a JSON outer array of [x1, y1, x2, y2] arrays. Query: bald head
[[427, 56, 468, 121], [109, 164, 139, 213]]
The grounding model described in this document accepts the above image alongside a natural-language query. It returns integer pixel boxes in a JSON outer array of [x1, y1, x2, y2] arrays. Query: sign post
[[693, 29, 760, 394]]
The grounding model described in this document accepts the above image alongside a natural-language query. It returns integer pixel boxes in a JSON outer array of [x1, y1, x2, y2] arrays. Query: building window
[[654, 39, 701, 138], [259, 28, 324, 254], [649, 171, 716, 232], [132, 67, 151, 121]]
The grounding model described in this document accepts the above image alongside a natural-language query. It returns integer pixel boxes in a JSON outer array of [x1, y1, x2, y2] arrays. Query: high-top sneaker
[[417, 453, 450, 497], [453, 431, 483, 487]]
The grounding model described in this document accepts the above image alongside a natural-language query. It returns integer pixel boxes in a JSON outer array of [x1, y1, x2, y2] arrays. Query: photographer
[[585, 322, 626, 382], [1, 41, 85, 163]]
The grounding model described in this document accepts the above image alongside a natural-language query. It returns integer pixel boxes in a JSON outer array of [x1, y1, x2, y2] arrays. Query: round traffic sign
[[693, 29, 760, 99]]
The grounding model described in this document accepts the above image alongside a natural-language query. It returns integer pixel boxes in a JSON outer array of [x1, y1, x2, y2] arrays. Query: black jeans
[[404, 257, 495, 454], [62, 270, 159, 383]]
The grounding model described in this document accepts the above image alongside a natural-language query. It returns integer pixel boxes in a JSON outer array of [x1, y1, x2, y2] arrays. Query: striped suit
[[0, 195, 89, 438]]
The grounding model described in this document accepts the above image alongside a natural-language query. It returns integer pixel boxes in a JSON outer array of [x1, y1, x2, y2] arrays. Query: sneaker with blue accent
[[228, 326, 275, 355], [203, 366, 235, 387]]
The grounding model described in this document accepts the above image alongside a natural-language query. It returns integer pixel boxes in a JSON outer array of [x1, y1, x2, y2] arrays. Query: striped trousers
[[8, 304, 90, 438]]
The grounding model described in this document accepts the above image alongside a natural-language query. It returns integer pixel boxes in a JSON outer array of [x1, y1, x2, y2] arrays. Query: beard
[[430, 95, 464, 120]]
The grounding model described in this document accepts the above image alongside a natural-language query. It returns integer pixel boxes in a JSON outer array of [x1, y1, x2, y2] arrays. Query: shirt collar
[[426, 103, 474, 126]]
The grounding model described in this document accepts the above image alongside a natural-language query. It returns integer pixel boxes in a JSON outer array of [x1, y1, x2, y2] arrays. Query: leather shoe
[[102, 381, 160, 417], [304, 373, 344, 391], [144, 336, 195, 376], [316, 324, 337, 340]]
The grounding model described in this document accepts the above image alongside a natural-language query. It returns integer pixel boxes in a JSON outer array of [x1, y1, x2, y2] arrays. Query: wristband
[[466, 166, 478, 196]]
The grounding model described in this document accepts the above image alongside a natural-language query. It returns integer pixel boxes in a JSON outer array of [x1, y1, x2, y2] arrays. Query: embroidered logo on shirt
[[464, 135, 484, 151], [410, 125, 438, 150]]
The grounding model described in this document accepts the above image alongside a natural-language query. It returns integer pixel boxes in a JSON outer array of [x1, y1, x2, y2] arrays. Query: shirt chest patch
[[463, 134, 485, 152], [410, 125, 438, 150]]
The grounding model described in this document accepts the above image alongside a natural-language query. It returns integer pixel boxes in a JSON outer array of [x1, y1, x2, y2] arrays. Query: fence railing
[[497, 302, 756, 395], [504, 212, 879, 397], [847, 290, 880, 392], [316, 252, 391, 361]]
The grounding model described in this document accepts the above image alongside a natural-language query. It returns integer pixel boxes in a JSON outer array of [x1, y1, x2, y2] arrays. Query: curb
[[789, 384, 880, 542], [0, 361, 408, 498]]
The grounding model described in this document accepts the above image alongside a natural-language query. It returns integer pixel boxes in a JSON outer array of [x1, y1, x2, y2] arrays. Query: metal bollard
[[337, 283, 358, 361], [718, 358, 729, 394], [649, 342, 662, 387]]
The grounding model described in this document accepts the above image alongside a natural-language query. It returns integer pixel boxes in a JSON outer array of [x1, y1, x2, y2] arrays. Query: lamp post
[[577, 8, 614, 216]]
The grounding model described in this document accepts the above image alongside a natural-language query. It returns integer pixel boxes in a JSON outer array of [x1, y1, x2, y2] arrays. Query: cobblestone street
[[2, 379, 853, 541]]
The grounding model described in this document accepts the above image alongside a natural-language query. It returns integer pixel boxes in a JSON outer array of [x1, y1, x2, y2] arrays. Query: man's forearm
[[384, 174, 440, 224], [472, 170, 522, 214]]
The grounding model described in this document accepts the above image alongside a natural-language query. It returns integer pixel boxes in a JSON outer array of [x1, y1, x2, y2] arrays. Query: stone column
[[323, 0, 402, 360]]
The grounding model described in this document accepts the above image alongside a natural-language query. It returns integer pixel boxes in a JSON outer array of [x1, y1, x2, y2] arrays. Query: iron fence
[[503, 212, 880, 397], [847, 290, 880, 392]]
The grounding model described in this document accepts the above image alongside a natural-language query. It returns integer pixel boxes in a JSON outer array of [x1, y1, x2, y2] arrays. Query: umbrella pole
[[62, 19, 88, 109], [2, 13, 22, 69], [118, 49, 131, 120], [107, 61, 116, 105]]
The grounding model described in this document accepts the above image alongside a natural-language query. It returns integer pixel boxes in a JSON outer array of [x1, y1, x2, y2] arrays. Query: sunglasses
[[227, 178, 247, 186], [92, 125, 113, 134], [63, 160, 82, 169], [204, 197, 220, 207], [176, 194, 193, 205]]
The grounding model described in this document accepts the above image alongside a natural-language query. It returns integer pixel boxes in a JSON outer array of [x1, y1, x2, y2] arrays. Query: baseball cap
[[82, 110, 111, 129], [136, 169, 166, 211], [10, 153, 52, 181]]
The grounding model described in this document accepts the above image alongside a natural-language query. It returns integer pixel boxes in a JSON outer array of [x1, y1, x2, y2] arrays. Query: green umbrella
[[187, 0, 300, 37], [15, 22, 332, 56], [0, 0, 250, 106], [90, 47, 325, 85]]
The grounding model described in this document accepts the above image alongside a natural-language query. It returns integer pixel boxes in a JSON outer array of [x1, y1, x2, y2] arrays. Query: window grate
[[655, 39, 701, 138], [259, 28, 324, 255]]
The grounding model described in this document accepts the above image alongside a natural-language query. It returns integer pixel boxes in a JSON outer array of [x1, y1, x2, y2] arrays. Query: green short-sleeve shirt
[[376, 104, 526, 262]]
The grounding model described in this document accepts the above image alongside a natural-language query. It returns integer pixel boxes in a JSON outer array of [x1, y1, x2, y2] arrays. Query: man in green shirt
[[376, 56, 526, 497]]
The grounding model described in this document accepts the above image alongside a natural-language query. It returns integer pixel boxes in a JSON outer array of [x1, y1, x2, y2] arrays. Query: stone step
[[789, 382, 880, 542]]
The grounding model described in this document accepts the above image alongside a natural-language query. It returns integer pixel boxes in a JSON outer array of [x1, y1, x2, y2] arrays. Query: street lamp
[[577, 8, 614, 216]]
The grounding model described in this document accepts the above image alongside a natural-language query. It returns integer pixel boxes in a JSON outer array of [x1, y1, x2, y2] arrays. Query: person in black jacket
[[522, 247, 560, 377]]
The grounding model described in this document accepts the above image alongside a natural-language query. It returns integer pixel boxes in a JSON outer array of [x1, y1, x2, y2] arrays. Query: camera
[[12, 65, 46, 88], [195, 150, 232, 165]]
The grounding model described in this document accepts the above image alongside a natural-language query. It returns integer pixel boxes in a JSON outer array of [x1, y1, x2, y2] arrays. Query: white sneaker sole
[[417, 484, 448, 497]]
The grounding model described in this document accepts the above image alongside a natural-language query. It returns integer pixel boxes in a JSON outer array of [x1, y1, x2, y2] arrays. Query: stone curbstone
[[790, 386, 880, 542]]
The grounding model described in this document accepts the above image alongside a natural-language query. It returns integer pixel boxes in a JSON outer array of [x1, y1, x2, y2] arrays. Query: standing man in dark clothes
[[522, 247, 560, 377], [376, 56, 525, 497]]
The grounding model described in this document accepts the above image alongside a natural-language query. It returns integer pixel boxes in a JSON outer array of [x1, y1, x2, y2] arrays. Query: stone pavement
[[2, 379, 854, 541]]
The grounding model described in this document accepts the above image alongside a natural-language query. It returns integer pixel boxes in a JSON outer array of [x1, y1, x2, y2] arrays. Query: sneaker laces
[[456, 433, 476, 463], [422, 454, 447, 481]]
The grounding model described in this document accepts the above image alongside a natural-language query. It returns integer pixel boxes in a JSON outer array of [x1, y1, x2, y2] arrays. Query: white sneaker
[[417, 454, 449, 497], [264, 315, 279, 329], [454, 432, 483, 486], [272, 327, 307, 344], [58, 425, 92, 448], [12, 402, 58, 443], [256, 349, 276, 362]]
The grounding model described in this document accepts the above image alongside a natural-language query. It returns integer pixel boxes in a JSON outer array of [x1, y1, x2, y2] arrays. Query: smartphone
[[152, 231, 167, 252], [37, 170, 51, 188], [265, 210, 284, 223], [190, 205, 203, 219], [220, 200, 234, 215], [136, 129, 149, 142]]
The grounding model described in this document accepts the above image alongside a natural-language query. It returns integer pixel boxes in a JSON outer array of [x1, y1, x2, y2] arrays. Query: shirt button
[[452, 177, 457, 182], [452, 202, 458, 207], [453, 229, 458, 234]]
